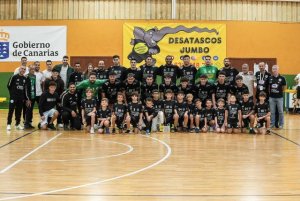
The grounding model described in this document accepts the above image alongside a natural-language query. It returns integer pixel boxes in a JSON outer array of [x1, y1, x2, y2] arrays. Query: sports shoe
[[182, 127, 188, 133], [6, 125, 11, 131], [58, 124, 64, 128], [16, 124, 24, 130], [279, 126, 283, 129], [249, 128, 256, 134], [90, 127, 95, 134], [146, 129, 150, 135], [64, 124, 70, 130], [195, 127, 200, 133], [266, 129, 271, 135], [112, 128, 116, 134], [38, 123, 41, 129], [105, 127, 110, 134], [125, 129, 131, 134], [47, 123, 56, 130]]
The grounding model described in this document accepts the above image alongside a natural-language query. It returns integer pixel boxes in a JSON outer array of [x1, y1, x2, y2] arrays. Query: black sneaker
[[182, 127, 188, 133], [112, 128, 116, 134], [47, 123, 56, 130], [266, 129, 271, 135], [125, 129, 131, 134], [249, 128, 255, 134], [38, 123, 41, 129], [64, 124, 70, 130]]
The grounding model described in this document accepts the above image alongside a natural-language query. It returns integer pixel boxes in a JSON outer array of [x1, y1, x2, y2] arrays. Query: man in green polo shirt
[[195, 55, 219, 84]]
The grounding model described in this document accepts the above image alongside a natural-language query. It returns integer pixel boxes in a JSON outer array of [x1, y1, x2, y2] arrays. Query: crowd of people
[[7, 54, 292, 135]]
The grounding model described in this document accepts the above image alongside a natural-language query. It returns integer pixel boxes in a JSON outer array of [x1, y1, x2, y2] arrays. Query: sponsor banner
[[123, 23, 226, 68], [0, 26, 66, 62]]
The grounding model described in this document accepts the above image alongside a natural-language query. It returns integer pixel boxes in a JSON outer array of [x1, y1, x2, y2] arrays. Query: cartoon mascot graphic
[[127, 25, 219, 64]]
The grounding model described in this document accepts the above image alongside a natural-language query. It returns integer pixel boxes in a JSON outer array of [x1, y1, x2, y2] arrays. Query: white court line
[[24, 138, 134, 162], [0, 135, 172, 200], [0, 133, 63, 174]]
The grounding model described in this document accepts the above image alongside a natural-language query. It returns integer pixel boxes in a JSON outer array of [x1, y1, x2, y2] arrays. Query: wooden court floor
[[0, 110, 300, 201]]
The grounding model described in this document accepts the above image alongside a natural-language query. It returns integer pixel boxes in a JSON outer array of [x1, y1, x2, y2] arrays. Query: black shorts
[[130, 116, 139, 128], [217, 122, 225, 128], [178, 115, 186, 126], [227, 120, 239, 128], [85, 115, 92, 126], [257, 119, 266, 128], [242, 118, 250, 128], [115, 116, 125, 129], [165, 115, 174, 125], [297, 86, 300, 99]]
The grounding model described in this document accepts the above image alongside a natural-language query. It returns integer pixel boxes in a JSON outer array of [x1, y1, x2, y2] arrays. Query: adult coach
[[269, 65, 286, 129], [220, 58, 239, 85], [53, 55, 74, 89], [195, 55, 219, 84], [13, 57, 29, 75]]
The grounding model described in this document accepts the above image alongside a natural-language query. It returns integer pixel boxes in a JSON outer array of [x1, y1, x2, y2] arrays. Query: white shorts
[[40, 108, 57, 126]]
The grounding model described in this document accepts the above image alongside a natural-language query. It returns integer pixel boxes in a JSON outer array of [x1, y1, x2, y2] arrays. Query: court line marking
[[23, 138, 134, 162], [0, 133, 63, 174], [0, 135, 172, 201], [271, 130, 300, 147], [0, 129, 38, 149]]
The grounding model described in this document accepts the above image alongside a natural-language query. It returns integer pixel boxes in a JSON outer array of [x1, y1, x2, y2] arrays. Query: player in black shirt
[[126, 58, 142, 82], [255, 62, 271, 101], [177, 77, 193, 96], [102, 71, 123, 106], [159, 74, 178, 99], [204, 99, 216, 132], [7, 66, 28, 130], [111, 93, 130, 134], [141, 75, 158, 102], [127, 92, 143, 134], [60, 83, 81, 130], [151, 89, 164, 132], [175, 91, 189, 132], [254, 91, 271, 134], [186, 93, 195, 132], [215, 71, 230, 103], [225, 95, 242, 134], [107, 55, 126, 82], [159, 55, 180, 84], [81, 89, 97, 134], [241, 92, 255, 134], [93, 60, 108, 80], [97, 98, 111, 134], [143, 98, 158, 135], [163, 89, 178, 132], [193, 74, 215, 108], [38, 81, 60, 130], [179, 55, 197, 84], [230, 75, 249, 104], [69, 62, 83, 85], [194, 99, 205, 133], [123, 73, 140, 103], [140, 55, 158, 82], [219, 58, 239, 85], [215, 99, 226, 133]]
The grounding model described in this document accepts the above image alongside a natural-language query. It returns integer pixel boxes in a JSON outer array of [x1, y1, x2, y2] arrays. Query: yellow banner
[[123, 23, 226, 68]]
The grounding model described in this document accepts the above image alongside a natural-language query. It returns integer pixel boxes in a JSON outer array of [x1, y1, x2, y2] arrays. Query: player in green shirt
[[76, 72, 107, 99], [195, 55, 219, 84]]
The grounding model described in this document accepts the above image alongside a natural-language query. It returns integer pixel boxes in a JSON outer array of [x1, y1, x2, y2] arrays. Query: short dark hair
[[89, 72, 96, 77], [180, 77, 189, 83], [259, 91, 267, 98], [217, 98, 225, 103], [131, 91, 139, 97], [146, 97, 153, 102], [48, 81, 57, 87], [204, 55, 211, 59], [68, 82, 76, 87], [152, 89, 159, 93], [113, 55, 120, 59], [75, 62, 80, 65], [182, 55, 190, 59], [63, 55, 69, 59], [194, 98, 201, 103], [165, 89, 173, 94], [21, 56, 27, 60], [177, 91, 185, 95], [218, 71, 226, 76], [46, 60, 52, 63], [235, 75, 243, 81]]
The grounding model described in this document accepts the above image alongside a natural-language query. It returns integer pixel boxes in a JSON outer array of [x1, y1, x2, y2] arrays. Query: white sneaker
[[6, 125, 11, 131], [16, 124, 24, 130], [90, 128, 95, 134], [58, 124, 64, 128]]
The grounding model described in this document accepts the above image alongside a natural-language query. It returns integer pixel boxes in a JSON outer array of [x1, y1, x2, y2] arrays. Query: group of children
[[81, 84, 271, 135]]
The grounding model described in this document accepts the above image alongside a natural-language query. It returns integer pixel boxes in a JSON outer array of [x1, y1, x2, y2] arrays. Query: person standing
[[13, 57, 29, 75], [159, 55, 180, 84], [34, 61, 45, 104], [294, 73, 300, 113], [93, 60, 108, 80], [140, 55, 159, 82], [43, 60, 53, 79], [239, 63, 255, 101], [53, 55, 74, 89], [107, 55, 126, 82], [269, 65, 287, 129], [24, 65, 36, 129], [255, 62, 271, 101], [219, 58, 239, 85], [195, 55, 219, 84], [126, 59, 142, 82], [69, 62, 83, 85], [179, 55, 197, 84], [7, 66, 28, 130]]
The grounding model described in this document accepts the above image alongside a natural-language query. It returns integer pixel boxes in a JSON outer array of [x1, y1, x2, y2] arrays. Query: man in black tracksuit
[[7, 66, 28, 130], [24, 65, 36, 129], [60, 83, 81, 130]]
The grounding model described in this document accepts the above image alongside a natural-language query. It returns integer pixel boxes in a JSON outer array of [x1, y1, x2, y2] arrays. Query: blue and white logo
[[0, 29, 10, 59]]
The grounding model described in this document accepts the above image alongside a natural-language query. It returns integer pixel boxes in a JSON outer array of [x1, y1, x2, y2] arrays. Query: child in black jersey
[[177, 77, 193, 96], [143, 98, 158, 135], [128, 92, 143, 134], [194, 99, 206, 133], [241, 92, 255, 134], [81, 89, 97, 134], [163, 89, 178, 132], [215, 98, 226, 133], [111, 92, 130, 134], [254, 92, 271, 134], [204, 99, 216, 132], [151, 89, 164, 132], [175, 91, 189, 132], [225, 95, 242, 134], [97, 98, 111, 134], [186, 93, 195, 132]]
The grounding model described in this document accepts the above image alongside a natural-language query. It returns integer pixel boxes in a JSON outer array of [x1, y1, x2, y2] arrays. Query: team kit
[[7, 54, 285, 135]]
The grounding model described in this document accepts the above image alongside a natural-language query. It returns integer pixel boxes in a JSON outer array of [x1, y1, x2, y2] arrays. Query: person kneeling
[[81, 89, 97, 134], [97, 98, 111, 134], [38, 81, 59, 130]]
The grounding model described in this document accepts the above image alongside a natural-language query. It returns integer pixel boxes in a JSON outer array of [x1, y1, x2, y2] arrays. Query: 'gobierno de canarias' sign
[[123, 23, 226, 68]]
